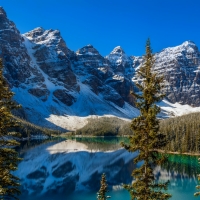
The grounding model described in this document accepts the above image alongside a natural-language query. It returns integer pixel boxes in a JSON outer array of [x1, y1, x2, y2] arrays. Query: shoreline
[[18, 135, 200, 157], [157, 149, 200, 157]]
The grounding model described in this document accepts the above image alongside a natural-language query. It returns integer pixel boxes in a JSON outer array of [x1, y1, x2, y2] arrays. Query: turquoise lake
[[15, 137, 200, 200]]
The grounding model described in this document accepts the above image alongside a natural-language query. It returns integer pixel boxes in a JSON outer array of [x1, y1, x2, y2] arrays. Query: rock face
[[24, 27, 79, 92], [73, 44, 125, 107], [105, 46, 135, 105], [126, 41, 200, 106], [1, 7, 200, 128], [0, 7, 33, 86], [154, 41, 200, 106], [53, 89, 75, 106]]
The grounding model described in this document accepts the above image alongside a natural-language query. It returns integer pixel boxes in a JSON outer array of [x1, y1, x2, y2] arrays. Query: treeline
[[11, 116, 61, 138], [75, 137, 127, 151], [160, 112, 200, 153], [76, 113, 200, 154], [76, 117, 132, 136], [14, 111, 200, 153]]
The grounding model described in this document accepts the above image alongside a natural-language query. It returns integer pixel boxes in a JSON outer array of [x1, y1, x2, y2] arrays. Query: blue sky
[[1, 0, 200, 56]]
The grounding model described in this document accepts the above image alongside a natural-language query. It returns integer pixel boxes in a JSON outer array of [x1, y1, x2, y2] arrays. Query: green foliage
[[12, 116, 61, 138], [76, 117, 131, 136], [76, 112, 200, 154], [122, 39, 171, 200], [0, 59, 21, 199], [160, 112, 200, 153], [97, 173, 111, 200]]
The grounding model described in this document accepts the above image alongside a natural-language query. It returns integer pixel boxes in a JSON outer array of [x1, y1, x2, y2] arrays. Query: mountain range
[[1, 7, 200, 130]]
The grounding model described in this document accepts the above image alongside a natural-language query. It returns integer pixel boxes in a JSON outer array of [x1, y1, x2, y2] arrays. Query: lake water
[[15, 137, 200, 200]]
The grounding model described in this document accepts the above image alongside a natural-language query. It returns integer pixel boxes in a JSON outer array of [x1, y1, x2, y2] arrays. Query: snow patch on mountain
[[159, 99, 200, 117]]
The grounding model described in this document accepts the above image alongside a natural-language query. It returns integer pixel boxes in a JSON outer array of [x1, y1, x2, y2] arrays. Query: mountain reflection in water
[[15, 137, 199, 200]]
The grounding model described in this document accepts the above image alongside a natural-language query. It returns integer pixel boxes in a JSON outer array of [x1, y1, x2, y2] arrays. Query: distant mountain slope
[[13, 116, 60, 137], [1, 7, 200, 130]]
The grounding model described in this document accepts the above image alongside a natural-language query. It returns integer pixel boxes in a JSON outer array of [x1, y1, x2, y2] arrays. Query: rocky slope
[[154, 41, 200, 106], [1, 7, 200, 130]]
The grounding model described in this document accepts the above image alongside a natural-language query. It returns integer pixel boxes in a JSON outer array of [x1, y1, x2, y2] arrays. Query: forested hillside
[[160, 112, 200, 153], [76, 113, 200, 154], [12, 116, 60, 138], [76, 117, 132, 136]]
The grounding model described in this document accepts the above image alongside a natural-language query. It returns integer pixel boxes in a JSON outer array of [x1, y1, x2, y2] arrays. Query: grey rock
[[82, 75, 103, 95], [53, 89, 75, 106], [2, 6, 200, 124], [99, 86, 124, 107], [0, 7, 32, 86], [130, 41, 200, 106], [28, 88, 50, 101], [24, 28, 79, 92]]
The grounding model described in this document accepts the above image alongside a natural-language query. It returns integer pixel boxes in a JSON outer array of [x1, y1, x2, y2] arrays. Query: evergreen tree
[[97, 173, 111, 200], [122, 39, 171, 200], [0, 59, 21, 199], [159, 112, 200, 153]]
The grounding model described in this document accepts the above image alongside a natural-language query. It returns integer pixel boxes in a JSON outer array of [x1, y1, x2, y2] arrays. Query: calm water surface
[[16, 137, 199, 200]]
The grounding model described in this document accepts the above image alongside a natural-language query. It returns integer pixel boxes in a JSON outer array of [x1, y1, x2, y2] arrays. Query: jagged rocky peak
[[23, 27, 72, 59], [0, 6, 6, 16], [24, 27, 45, 39], [24, 27, 71, 57], [23, 27, 79, 92], [0, 6, 18, 32], [106, 46, 132, 74], [110, 46, 125, 55], [182, 40, 197, 47], [155, 40, 200, 70], [76, 44, 100, 56], [151, 40, 200, 106], [158, 40, 199, 57], [0, 7, 10, 23], [24, 27, 63, 45], [0, 7, 33, 87], [178, 40, 198, 52], [106, 46, 129, 63]]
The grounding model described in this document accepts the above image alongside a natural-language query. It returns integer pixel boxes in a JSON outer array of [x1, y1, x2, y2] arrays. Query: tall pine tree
[[0, 59, 21, 199], [97, 173, 111, 200], [122, 39, 171, 200]]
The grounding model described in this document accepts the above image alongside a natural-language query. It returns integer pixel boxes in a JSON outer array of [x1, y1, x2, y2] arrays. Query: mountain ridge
[[0, 6, 200, 130]]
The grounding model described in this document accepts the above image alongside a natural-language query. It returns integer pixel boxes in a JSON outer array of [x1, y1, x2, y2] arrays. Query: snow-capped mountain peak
[[110, 46, 125, 55], [23, 27, 45, 39], [0, 6, 6, 16], [76, 44, 100, 56], [1, 7, 200, 130], [158, 40, 198, 56], [106, 46, 132, 73]]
